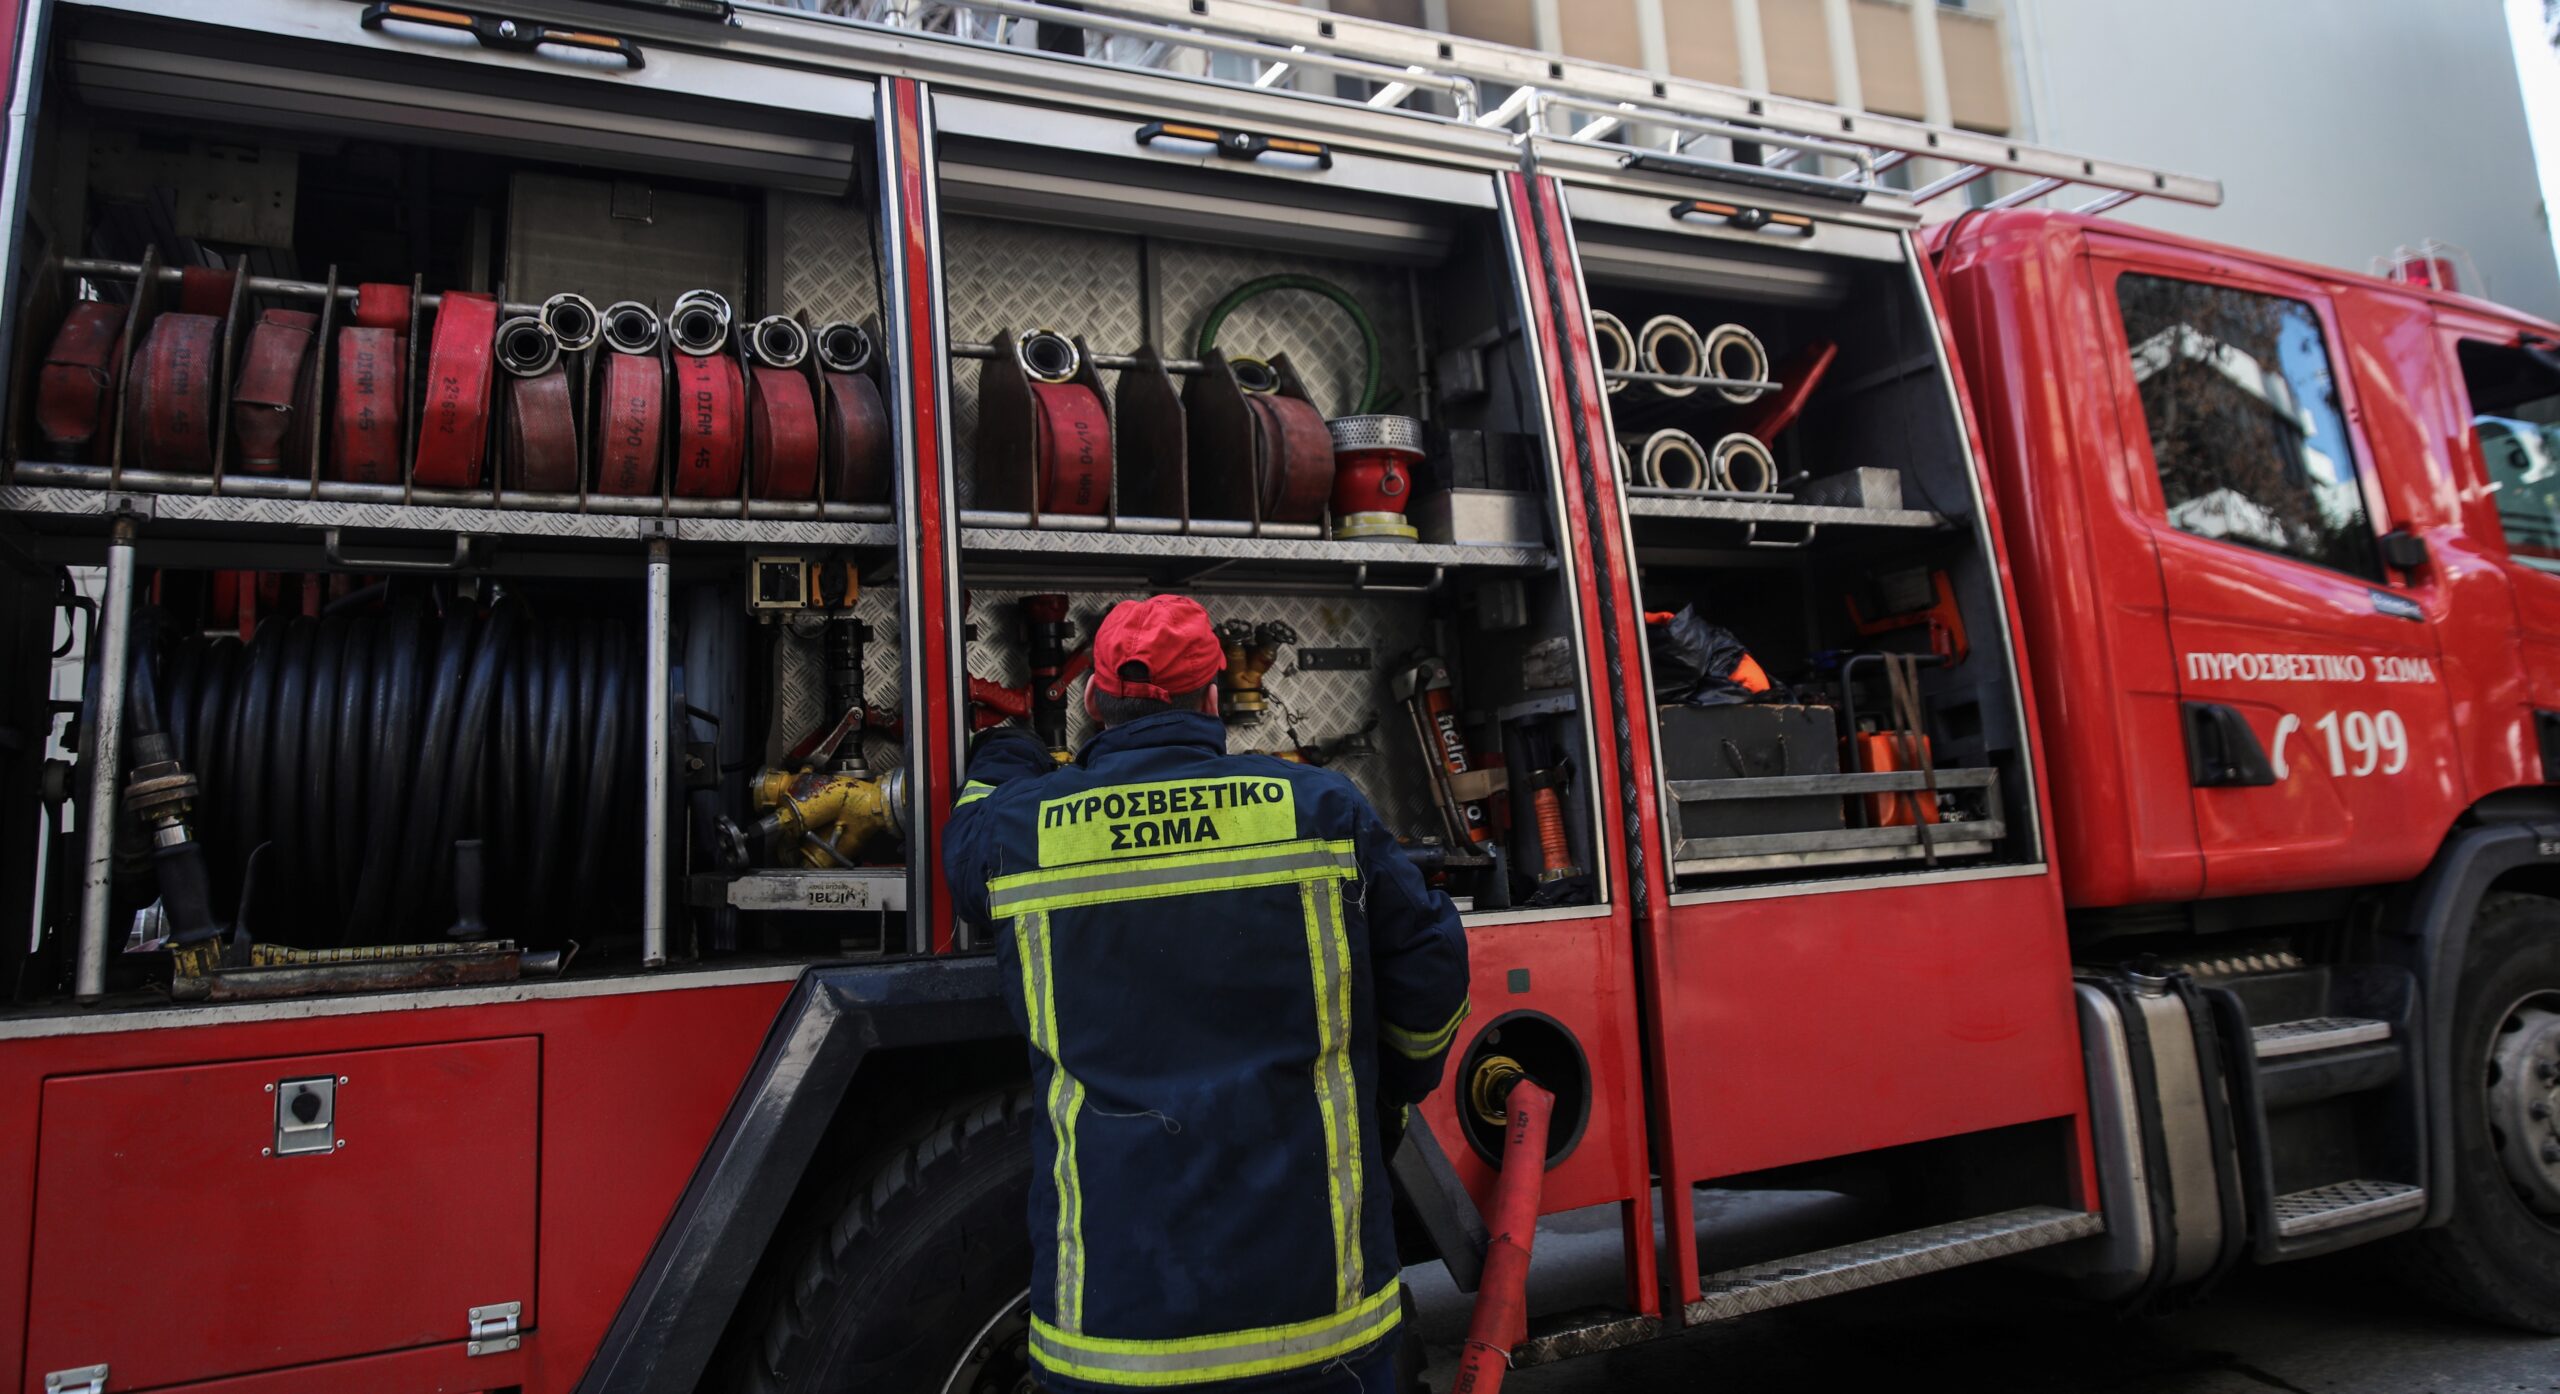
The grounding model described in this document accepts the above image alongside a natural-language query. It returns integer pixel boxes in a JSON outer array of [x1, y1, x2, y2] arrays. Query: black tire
[[2398, 892, 2560, 1332], [734, 1087, 1038, 1393]]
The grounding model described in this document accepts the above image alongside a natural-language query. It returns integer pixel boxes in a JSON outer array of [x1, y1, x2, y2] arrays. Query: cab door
[[2434, 310, 2560, 733], [2088, 239, 2464, 897]]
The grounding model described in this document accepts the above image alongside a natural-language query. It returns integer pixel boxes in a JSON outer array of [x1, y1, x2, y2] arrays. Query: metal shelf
[[958, 520, 1554, 578], [0, 474, 898, 547], [1626, 491, 1946, 531]]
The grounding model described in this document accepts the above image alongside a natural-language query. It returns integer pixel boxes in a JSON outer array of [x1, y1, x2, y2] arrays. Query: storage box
[[1796, 466, 1905, 512], [1412, 488, 1545, 546], [1659, 702, 1844, 841]]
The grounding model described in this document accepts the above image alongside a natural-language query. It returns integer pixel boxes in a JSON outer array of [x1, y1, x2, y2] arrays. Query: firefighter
[[946, 593, 1472, 1392]]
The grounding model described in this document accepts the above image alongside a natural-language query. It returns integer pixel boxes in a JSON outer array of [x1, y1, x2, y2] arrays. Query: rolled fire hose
[[176, 265, 236, 318], [1711, 431, 1778, 495], [496, 317, 575, 493], [131, 312, 223, 473], [36, 302, 128, 462], [352, 282, 411, 332], [747, 315, 820, 501], [1701, 322, 1771, 404], [1453, 1073, 1556, 1394], [331, 327, 404, 484], [1590, 310, 1635, 394], [1237, 364, 1335, 524], [673, 351, 747, 498], [1637, 314, 1704, 398], [817, 321, 891, 505], [1020, 328, 1111, 515], [230, 307, 320, 476], [413, 289, 501, 488], [151, 589, 639, 942], [595, 302, 664, 496], [1640, 429, 1710, 493]]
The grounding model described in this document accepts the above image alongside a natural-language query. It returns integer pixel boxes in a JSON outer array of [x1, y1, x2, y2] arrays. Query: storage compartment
[[26, 1038, 539, 1388], [1579, 209, 2037, 889], [937, 131, 1604, 913], [0, 2, 920, 1005]]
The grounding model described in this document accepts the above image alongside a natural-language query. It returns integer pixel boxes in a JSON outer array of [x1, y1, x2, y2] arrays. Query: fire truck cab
[[1, 1, 2558, 1391]]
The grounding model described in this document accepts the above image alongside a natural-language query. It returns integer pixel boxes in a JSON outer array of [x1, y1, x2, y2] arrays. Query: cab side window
[[2115, 274, 2379, 580], [2455, 340, 2560, 574]]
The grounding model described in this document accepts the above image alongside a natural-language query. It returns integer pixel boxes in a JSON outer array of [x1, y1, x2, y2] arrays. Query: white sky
[[2510, 0, 2560, 281]]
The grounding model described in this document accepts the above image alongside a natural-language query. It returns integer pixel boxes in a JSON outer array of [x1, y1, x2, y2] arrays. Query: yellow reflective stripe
[[1019, 910, 1085, 1331], [956, 779, 997, 808], [1030, 1279, 1403, 1386], [1319, 876, 1364, 1304], [1384, 1000, 1471, 1060], [988, 839, 1359, 918], [1300, 882, 1351, 1306]]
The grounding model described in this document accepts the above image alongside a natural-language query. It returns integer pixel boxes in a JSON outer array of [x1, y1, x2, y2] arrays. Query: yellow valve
[[1469, 1054, 1528, 1127], [752, 766, 908, 868]]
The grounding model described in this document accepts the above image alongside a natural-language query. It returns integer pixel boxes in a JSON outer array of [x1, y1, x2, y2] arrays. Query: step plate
[[2253, 1016, 2392, 1059], [1685, 1206, 2102, 1325], [2273, 1179, 2423, 1238]]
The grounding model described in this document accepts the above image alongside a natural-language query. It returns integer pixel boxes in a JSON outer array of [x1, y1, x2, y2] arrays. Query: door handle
[[361, 4, 646, 70], [2184, 702, 2278, 788]]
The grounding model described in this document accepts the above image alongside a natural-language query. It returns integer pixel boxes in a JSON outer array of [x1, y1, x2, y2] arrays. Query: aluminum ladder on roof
[[809, 0, 2222, 214]]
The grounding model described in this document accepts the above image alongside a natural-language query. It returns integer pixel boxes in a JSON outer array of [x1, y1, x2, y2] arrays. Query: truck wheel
[[734, 1087, 1038, 1393], [2400, 892, 2560, 1332]]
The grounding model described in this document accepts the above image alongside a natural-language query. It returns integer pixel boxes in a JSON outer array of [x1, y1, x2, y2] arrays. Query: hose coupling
[[495, 316, 561, 378], [816, 321, 875, 374], [1469, 1054, 1529, 1127], [1016, 327, 1081, 384], [746, 314, 811, 369], [540, 292, 601, 354], [603, 301, 664, 356], [670, 289, 734, 357]]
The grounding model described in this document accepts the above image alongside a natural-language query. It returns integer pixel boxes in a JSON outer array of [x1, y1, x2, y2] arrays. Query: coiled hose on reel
[[147, 583, 640, 945]]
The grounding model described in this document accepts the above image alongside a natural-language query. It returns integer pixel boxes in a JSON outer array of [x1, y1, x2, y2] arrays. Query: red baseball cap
[[1088, 594, 1225, 704]]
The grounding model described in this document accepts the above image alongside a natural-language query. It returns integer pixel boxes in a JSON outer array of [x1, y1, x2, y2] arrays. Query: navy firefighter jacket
[[944, 710, 1471, 1390]]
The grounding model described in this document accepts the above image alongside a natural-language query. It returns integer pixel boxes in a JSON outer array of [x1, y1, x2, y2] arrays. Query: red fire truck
[[2, 1, 2556, 1390]]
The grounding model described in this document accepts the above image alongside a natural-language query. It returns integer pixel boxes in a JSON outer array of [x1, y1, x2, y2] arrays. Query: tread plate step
[[1684, 1205, 2102, 1324], [2273, 1179, 2423, 1237], [2253, 1015, 2392, 1059]]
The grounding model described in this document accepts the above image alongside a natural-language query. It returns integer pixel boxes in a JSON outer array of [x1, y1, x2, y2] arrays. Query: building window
[[2115, 274, 2378, 579], [2457, 340, 2560, 572]]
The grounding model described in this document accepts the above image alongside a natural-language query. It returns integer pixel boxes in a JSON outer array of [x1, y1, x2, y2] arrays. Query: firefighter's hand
[[966, 724, 1057, 786]]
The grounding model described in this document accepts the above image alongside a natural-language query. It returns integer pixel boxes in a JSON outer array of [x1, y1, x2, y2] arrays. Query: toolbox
[[1659, 703, 1843, 842]]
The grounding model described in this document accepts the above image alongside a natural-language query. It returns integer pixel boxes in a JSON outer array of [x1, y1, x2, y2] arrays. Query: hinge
[[467, 1301, 522, 1357], [44, 1366, 107, 1394]]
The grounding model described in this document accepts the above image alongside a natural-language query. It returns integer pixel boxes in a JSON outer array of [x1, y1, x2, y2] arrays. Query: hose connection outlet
[[1015, 327, 1080, 384], [1590, 310, 1635, 393], [602, 301, 663, 356], [746, 314, 811, 369], [816, 321, 875, 374], [540, 292, 601, 354], [1231, 355, 1280, 394], [1469, 1054, 1530, 1127], [1637, 313, 1705, 397], [670, 289, 734, 357], [495, 316, 561, 378], [1702, 322, 1770, 403], [1712, 431, 1778, 495]]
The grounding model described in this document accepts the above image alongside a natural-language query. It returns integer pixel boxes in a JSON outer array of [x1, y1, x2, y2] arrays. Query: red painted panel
[[1652, 874, 2086, 1181], [0, 980, 790, 1393], [95, 1339, 522, 1394], [28, 1040, 539, 1392]]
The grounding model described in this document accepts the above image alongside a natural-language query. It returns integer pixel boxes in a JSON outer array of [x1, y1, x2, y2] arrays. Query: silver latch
[[468, 1301, 522, 1357], [44, 1366, 107, 1394], [270, 1075, 337, 1157]]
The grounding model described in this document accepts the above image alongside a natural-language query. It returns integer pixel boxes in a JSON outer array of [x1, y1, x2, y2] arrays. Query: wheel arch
[[573, 957, 1019, 1394], [2387, 798, 2560, 1230]]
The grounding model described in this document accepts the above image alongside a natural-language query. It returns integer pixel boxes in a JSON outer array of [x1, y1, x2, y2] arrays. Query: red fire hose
[[1247, 391, 1334, 523], [503, 365, 580, 493], [131, 312, 222, 473], [230, 307, 319, 476], [36, 302, 127, 462], [673, 352, 747, 497], [595, 352, 665, 495], [331, 327, 404, 484], [1031, 378, 1111, 514], [750, 363, 820, 500], [1453, 1076, 1555, 1394], [822, 368, 891, 504], [413, 289, 500, 487], [352, 282, 411, 331], [175, 266, 235, 318]]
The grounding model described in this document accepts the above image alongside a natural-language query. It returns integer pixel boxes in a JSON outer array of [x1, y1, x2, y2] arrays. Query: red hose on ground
[[1453, 1077, 1554, 1394]]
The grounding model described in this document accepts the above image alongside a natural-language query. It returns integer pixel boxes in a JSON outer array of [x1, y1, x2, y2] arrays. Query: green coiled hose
[[1194, 273, 1385, 416]]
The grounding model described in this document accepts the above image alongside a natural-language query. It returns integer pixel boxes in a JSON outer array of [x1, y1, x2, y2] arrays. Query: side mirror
[[2381, 528, 2430, 571]]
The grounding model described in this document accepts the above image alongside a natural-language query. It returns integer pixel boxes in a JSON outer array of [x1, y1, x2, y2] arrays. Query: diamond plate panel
[[776, 191, 884, 326], [1685, 1207, 2102, 1325], [943, 215, 1146, 503], [963, 585, 1441, 838], [769, 581, 911, 777], [2271, 1180, 2422, 1237]]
